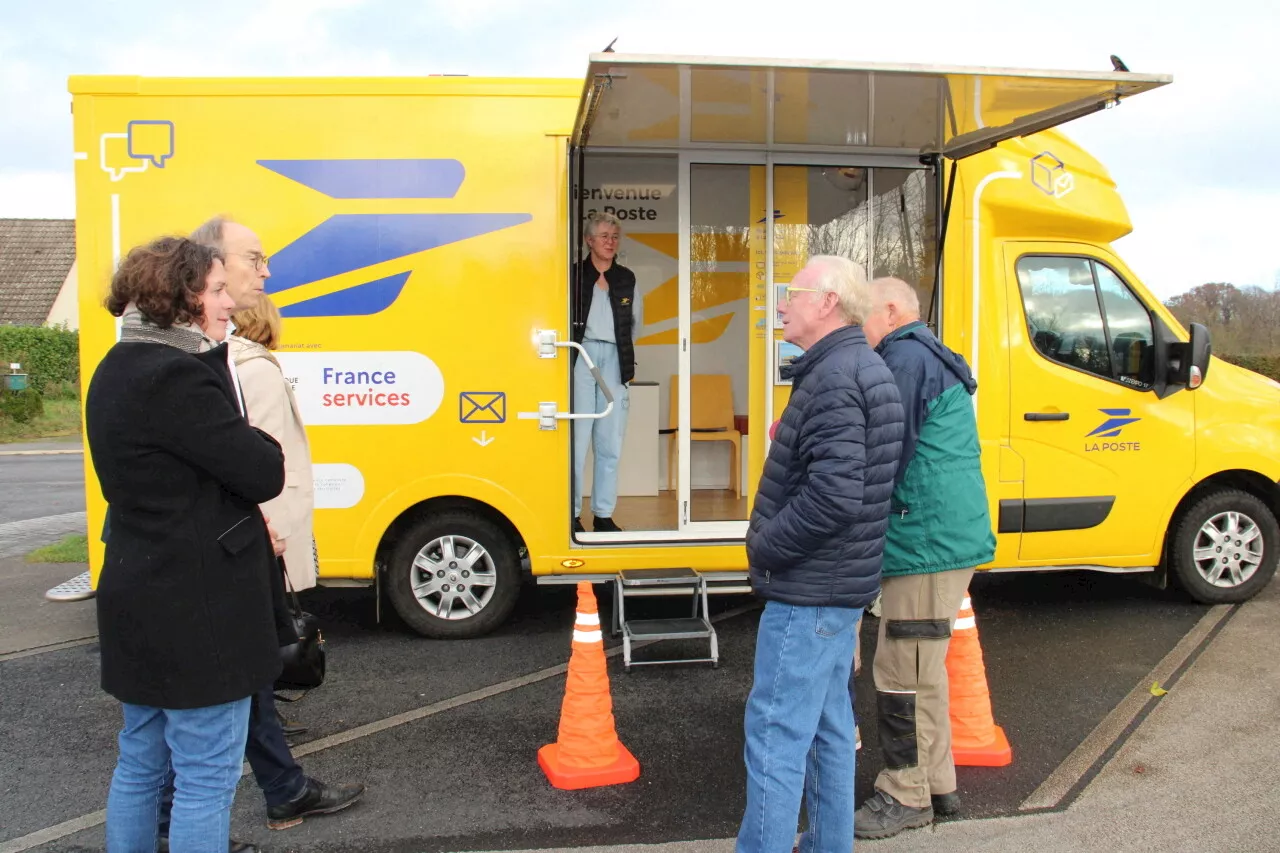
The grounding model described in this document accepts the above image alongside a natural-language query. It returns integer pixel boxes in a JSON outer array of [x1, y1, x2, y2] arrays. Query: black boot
[[266, 776, 366, 830], [932, 791, 961, 817], [592, 515, 622, 532]]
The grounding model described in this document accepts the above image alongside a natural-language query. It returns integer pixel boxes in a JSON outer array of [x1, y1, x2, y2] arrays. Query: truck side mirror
[[1171, 322, 1212, 389]]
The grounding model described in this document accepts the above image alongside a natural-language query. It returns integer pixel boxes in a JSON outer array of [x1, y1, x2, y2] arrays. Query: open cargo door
[[571, 54, 1169, 158]]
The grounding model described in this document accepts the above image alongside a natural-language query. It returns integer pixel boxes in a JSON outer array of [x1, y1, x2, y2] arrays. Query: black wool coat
[[86, 341, 287, 709]]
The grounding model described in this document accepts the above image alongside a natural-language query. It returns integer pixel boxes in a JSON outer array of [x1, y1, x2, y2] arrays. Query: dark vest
[[571, 256, 637, 384]]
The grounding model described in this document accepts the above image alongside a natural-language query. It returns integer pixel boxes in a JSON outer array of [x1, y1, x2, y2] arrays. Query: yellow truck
[[70, 53, 1280, 642]]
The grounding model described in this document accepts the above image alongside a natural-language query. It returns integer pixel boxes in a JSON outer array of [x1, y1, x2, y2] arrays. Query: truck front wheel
[[386, 511, 521, 639], [1169, 489, 1279, 604]]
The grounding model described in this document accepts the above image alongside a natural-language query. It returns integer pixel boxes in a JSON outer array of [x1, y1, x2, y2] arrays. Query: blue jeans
[[159, 683, 306, 834], [105, 697, 251, 853], [572, 339, 629, 518], [737, 600, 862, 853]]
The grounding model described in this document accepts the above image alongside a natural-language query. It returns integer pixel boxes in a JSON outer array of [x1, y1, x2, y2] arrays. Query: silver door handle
[[517, 332, 614, 429]]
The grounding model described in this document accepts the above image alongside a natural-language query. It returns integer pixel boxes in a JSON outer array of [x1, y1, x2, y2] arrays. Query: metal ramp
[[611, 568, 740, 672]]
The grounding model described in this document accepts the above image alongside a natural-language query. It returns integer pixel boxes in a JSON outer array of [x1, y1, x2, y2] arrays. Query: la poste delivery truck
[[70, 53, 1280, 641]]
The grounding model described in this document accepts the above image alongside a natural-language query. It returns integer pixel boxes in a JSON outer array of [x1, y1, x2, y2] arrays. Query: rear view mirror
[[1170, 322, 1212, 389]]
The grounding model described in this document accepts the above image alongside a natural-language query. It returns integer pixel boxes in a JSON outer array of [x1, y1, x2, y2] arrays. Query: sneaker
[[267, 776, 366, 830], [854, 789, 934, 839], [855, 724, 862, 751], [592, 515, 623, 532], [931, 791, 961, 817]]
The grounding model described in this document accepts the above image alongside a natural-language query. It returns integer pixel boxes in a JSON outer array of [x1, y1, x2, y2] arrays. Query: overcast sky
[[0, 0, 1273, 299]]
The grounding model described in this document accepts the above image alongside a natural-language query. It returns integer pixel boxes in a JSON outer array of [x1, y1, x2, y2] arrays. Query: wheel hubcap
[[1192, 511, 1263, 588], [409, 535, 498, 620]]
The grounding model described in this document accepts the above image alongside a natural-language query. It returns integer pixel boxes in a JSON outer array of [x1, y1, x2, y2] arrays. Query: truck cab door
[[1002, 242, 1195, 566]]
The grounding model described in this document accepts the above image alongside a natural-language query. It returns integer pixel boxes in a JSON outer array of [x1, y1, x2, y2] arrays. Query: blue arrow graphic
[[257, 159, 465, 199], [265, 213, 533, 295]]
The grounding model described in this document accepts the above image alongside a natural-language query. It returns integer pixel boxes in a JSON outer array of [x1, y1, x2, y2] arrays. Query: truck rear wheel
[[386, 511, 521, 639], [1169, 489, 1279, 604]]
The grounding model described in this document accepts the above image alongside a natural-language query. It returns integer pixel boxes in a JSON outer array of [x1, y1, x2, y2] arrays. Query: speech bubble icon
[[100, 133, 149, 182], [126, 120, 175, 168]]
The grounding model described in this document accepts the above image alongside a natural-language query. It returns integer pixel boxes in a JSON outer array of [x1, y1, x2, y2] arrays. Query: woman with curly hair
[[85, 235, 286, 852]]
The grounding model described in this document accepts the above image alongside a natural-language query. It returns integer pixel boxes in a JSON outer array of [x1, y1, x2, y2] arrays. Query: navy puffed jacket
[[747, 325, 905, 609]]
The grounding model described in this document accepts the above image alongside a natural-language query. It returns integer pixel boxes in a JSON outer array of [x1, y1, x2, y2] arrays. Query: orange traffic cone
[[538, 582, 640, 790], [945, 590, 1013, 767]]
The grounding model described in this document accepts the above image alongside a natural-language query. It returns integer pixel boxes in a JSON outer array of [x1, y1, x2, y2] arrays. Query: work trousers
[[872, 567, 975, 808]]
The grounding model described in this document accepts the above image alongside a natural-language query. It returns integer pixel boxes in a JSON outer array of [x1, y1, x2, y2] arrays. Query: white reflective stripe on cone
[[573, 629, 604, 643], [576, 612, 601, 627], [954, 616, 977, 630], [960, 597, 972, 611]]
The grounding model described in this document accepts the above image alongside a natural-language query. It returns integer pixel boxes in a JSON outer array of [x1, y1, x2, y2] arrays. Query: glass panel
[[688, 164, 752, 522], [580, 66, 682, 148], [773, 70, 870, 147], [1015, 256, 1112, 379], [870, 169, 938, 325], [872, 73, 942, 150], [1094, 263, 1156, 390], [573, 153, 680, 532], [690, 68, 768, 144], [578, 56, 1167, 156]]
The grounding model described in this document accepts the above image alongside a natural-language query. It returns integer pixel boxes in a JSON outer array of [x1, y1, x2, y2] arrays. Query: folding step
[[612, 568, 719, 671]]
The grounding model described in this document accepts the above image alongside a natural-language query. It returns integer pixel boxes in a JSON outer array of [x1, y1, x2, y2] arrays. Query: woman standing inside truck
[[571, 211, 639, 533], [85, 236, 285, 853]]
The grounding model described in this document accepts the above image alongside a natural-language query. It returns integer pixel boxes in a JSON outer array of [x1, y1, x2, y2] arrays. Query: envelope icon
[[460, 391, 506, 424]]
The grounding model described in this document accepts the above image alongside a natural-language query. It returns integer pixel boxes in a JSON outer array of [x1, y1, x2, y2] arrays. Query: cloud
[[1, 0, 1275, 299], [0, 169, 76, 218], [1118, 187, 1280, 299]]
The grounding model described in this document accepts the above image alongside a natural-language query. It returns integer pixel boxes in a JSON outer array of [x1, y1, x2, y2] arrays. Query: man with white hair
[[736, 255, 903, 853], [853, 276, 996, 840]]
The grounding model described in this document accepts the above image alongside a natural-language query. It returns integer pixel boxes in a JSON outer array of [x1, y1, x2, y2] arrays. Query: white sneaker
[[856, 724, 862, 751]]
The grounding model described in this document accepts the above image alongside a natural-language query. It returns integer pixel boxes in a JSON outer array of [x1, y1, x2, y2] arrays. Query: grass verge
[[0, 397, 82, 443], [26, 534, 89, 564]]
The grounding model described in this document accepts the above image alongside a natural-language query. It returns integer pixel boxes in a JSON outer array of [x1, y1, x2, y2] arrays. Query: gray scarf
[[118, 302, 221, 354]]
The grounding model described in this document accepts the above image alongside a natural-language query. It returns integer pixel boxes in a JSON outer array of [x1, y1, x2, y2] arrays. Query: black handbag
[[276, 556, 326, 691]]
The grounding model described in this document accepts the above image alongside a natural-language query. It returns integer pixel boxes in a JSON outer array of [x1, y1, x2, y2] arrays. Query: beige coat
[[229, 336, 318, 591]]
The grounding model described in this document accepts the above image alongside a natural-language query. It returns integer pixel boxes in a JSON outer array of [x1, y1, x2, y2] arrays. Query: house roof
[[0, 218, 76, 326]]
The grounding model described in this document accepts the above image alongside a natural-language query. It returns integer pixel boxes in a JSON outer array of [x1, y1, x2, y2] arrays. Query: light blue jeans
[[572, 339, 629, 519], [105, 697, 252, 853], [737, 600, 862, 853]]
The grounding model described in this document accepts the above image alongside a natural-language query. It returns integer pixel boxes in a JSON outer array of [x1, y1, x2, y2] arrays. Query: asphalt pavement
[[0, 439, 87, 560], [2, 565, 1238, 853]]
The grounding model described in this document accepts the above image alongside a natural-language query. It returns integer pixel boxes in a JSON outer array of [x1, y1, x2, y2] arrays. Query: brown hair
[[105, 236, 225, 328], [231, 293, 283, 349]]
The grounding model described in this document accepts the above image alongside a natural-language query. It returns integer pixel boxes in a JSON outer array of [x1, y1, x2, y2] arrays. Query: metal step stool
[[612, 568, 718, 672]]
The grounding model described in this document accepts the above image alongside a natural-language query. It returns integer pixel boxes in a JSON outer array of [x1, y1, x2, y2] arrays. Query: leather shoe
[[267, 776, 366, 830], [592, 515, 623, 532]]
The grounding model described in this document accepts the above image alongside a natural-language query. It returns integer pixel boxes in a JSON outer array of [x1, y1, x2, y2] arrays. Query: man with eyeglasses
[[570, 211, 639, 533], [736, 255, 903, 853], [137, 217, 365, 851]]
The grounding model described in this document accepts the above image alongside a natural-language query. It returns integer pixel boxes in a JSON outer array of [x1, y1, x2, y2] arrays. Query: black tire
[[386, 511, 521, 639], [1169, 489, 1279, 604]]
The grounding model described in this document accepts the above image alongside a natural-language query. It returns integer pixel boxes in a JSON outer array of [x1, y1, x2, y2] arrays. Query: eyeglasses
[[241, 252, 269, 270], [783, 286, 821, 302]]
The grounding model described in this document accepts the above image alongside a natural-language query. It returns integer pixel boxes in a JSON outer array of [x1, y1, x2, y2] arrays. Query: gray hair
[[804, 255, 871, 325], [870, 276, 922, 318], [190, 216, 231, 252], [585, 211, 622, 239]]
